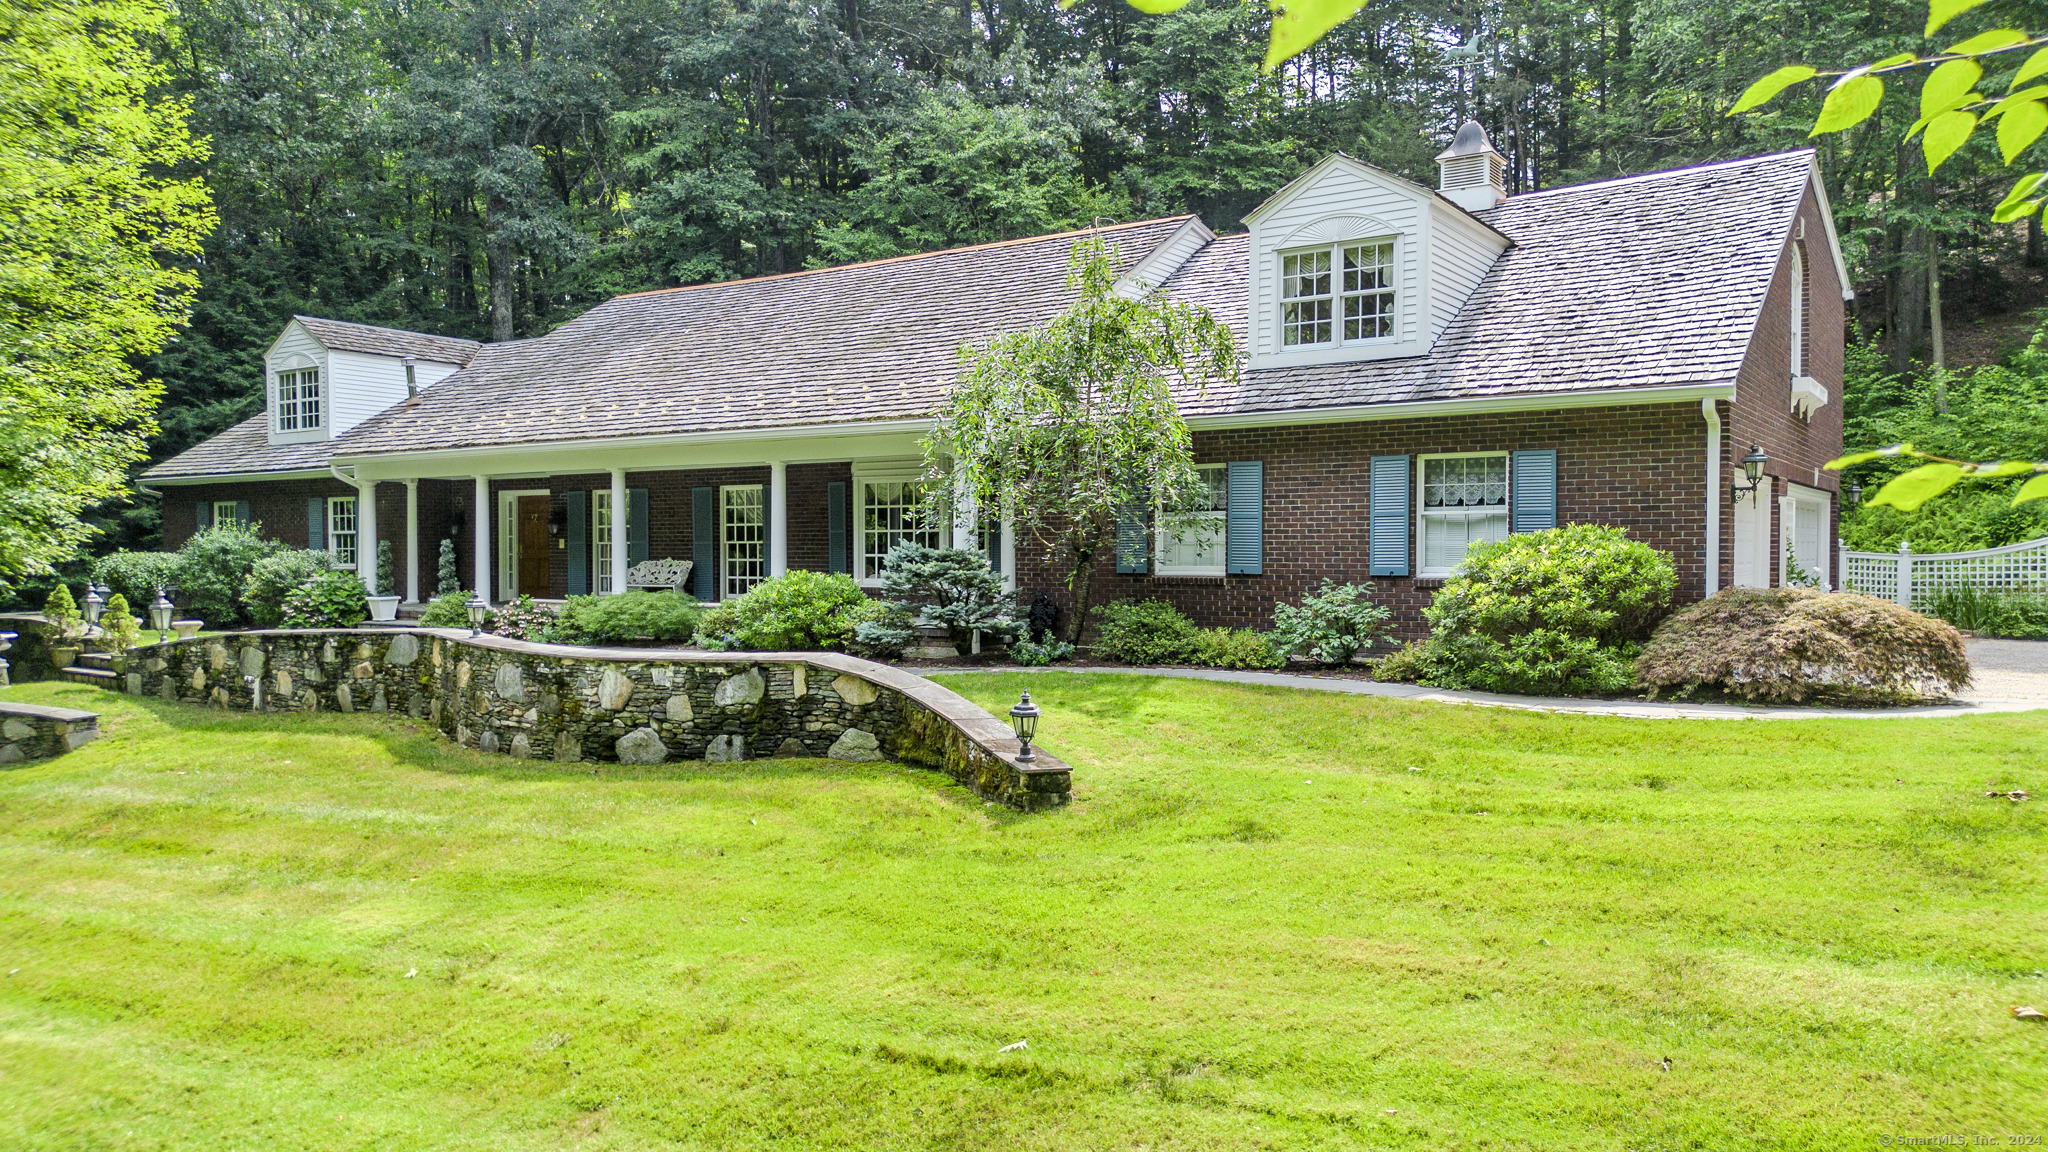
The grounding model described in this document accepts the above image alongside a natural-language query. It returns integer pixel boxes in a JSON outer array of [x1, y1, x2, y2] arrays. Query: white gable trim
[[1278, 214, 1398, 248], [1802, 159, 1854, 302], [264, 317, 327, 360], [1115, 216, 1216, 298]]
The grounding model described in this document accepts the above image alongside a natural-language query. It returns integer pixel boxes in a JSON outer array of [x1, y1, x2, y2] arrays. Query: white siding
[[1246, 160, 1429, 369], [265, 320, 329, 446], [323, 349, 469, 437], [1426, 202, 1511, 346], [1118, 217, 1216, 298]]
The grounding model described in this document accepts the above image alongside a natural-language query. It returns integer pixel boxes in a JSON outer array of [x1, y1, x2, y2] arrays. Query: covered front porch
[[335, 426, 1013, 606]]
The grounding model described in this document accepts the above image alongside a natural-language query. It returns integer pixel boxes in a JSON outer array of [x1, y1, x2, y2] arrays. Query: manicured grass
[[0, 676, 2041, 1150]]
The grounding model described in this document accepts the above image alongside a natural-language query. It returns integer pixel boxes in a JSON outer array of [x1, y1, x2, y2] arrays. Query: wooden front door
[[517, 496, 551, 595]]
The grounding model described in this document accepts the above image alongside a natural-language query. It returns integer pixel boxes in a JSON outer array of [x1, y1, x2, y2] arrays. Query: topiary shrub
[[281, 570, 369, 629], [420, 590, 490, 629], [242, 550, 337, 628], [1635, 588, 1971, 704], [175, 521, 283, 626], [375, 540, 397, 598], [435, 538, 460, 596], [99, 593, 142, 652], [491, 595, 559, 642], [93, 551, 181, 611], [44, 584, 82, 638], [1093, 598, 1200, 664], [1417, 524, 1677, 697], [554, 591, 702, 645], [694, 572, 872, 651], [1272, 580, 1391, 665]]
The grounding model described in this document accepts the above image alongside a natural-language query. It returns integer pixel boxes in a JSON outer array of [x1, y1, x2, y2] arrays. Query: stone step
[[74, 652, 113, 670], [58, 666, 117, 685]]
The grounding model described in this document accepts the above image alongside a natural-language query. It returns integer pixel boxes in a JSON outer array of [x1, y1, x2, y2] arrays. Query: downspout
[[136, 483, 163, 499], [1701, 398, 1721, 597]]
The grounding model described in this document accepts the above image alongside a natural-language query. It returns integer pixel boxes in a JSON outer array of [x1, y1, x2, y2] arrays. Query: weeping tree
[[924, 238, 1239, 645]]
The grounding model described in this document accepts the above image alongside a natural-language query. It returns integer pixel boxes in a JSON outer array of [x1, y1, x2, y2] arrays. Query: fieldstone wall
[[0, 702, 99, 764], [110, 629, 1071, 810]]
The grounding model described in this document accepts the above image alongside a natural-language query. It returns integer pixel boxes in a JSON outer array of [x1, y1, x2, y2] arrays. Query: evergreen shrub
[[1093, 599, 1201, 664], [694, 572, 871, 651], [1636, 588, 1972, 704], [92, 551, 181, 610], [874, 543, 1020, 652], [420, 590, 490, 629], [175, 522, 282, 626], [281, 570, 369, 629], [44, 584, 82, 637], [99, 593, 142, 652], [555, 591, 703, 645], [242, 550, 336, 628]]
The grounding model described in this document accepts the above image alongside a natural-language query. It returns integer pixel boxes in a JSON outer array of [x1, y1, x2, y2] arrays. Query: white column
[[1700, 398, 1721, 597], [610, 468, 628, 595], [356, 480, 379, 595], [769, 461, 788, 578], [473, 474, 491, 601], [1001, 517, 1017, 593], [403, 479, 420, 603], [951, 458, 976, 553], [1777, 493, 1797, 587]]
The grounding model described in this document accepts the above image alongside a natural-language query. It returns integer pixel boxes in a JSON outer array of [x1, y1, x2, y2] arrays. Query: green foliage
[[1418, 525, 1678, 697], [99, 593, 141, 652], [928, 240, 1239, 643], [420, 591, 490, 630], [490, 595, 559, 643], [92, 550, 181, 611], [374, 540, 395, 598], [240, 550, 336, 629], [1271, 580, 1392, 665], [1007, 635, 1076, 665], [173, 522, 282, 627], [694, 573, 871, 652], [876, 544, 1020, 653], [1093, 599, 1203, 664], [1926, 583, 2048, 637], [553, 591, 703, 646], [1637, 589, 1972, 703], [280, 570, 369, 629], [0, 0, 213, 581], [43, 583, 81, 637], [1191, 627, 1285, 670], [435, 539, 459, 597], [845, 599, 916, 662]]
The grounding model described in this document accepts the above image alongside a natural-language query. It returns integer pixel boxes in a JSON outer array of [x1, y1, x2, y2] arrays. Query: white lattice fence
[[1839, 536, 2048, 609]]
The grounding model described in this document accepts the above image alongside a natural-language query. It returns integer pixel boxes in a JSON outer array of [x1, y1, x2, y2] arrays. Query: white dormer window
[[1280, 240, 1396, 348], [276, 368, 322, 432]]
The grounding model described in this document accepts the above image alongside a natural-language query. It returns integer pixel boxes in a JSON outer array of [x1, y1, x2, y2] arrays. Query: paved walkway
[[926, 638, 2048, 720]]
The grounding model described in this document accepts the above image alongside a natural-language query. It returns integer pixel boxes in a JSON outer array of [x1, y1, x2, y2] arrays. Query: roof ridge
[[293, 314, 482, 344], [611, 216, 1197, 300], [1498, 149, 1814, 203]]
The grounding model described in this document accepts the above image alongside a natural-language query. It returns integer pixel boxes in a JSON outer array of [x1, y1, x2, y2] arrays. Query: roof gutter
[[331, 417, 935, 468], [1182, 382, 1737, 431], [140, 468, 335, 486]]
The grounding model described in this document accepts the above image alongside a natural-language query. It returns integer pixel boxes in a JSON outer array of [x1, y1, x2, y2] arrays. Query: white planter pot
[[367, 596, 401, 623]]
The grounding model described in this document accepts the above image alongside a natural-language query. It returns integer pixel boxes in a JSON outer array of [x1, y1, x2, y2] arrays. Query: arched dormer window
[[1277, 215, 1399, 349]]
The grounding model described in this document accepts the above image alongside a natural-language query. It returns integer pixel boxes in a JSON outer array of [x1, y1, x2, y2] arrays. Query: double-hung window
[[276, 368, 322, 432], [592, 491, 613, 593], [1280, 240, 1396, 348], [327, 496, 359, 569], [1418, 453, 1509, 577], [857, 473, 943, 583], [722, 485, 766, 597], [211, 500, 241, 528], [1155, 465, 1228, 576]]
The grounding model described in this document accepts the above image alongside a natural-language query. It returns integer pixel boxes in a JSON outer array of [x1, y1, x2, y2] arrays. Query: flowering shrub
[[491, 595, 560, 641], [281, 570, 369, 629], [1008, 635, 1075, 665]]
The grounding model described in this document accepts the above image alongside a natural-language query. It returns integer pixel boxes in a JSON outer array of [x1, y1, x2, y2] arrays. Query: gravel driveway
[[1963, 638, 2048, 703]]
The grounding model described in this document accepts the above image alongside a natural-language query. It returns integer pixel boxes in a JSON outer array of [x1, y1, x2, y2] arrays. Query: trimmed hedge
[[1635, 588, 1971, 704], [555, 591, 703, 645]]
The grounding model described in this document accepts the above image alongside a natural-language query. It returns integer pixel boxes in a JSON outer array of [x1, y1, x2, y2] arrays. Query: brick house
[[145, 124, 1847, 635]]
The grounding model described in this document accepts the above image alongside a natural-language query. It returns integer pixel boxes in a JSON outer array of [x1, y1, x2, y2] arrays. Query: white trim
[[1114, 216, 1217, 298], [336, 419, 935, 469], [1789, 243, 1806, 378], [211, 499, 242, 528], [147, 469, 334, 485], [1801, 160, 1856, 302], [404, 479, 420, 604], [497, 488, 549, 601], [1185, 382, 1737, 432], [1785, 482, 1831, 589], [851, 463, 948, 587], [719, 483, 767, 598], [1416, 451, 1511, 578], [326, 495, 359, 570], [1701, 399, 1721, 596]]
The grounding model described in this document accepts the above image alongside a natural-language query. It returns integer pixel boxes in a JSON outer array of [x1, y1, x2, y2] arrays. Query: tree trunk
[[1062, 522, 1104, 646], [2028, 213, 2044, 268], [1927, 228, 1946, 410], [1890, 222, 1926, 374]]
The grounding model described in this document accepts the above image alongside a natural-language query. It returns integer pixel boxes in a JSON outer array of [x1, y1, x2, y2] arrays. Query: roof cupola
[[1436, 120, 1506, 212]]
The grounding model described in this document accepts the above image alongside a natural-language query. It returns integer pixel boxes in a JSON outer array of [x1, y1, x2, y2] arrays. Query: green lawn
[[0, 676, 2041, 1150]]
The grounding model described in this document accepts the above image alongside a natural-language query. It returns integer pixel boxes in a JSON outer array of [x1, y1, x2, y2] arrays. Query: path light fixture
[[83, 584, 106, 632], [149, 588, 175, 644], [1733, 445, 1769, 500], [465, 592, 489, 636], [1008, 690, 1042, 762]]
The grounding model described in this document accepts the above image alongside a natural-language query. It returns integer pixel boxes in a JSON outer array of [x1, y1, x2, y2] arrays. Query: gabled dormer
[[1242, 127, 1512, 371], [263, 316, 481, 447]]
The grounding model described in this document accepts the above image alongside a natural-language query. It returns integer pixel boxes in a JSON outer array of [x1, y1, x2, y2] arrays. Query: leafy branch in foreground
[[1060, 0, 1373, 70], [1731, 0, 2048, 220], [1826, 445, 2048, 511]]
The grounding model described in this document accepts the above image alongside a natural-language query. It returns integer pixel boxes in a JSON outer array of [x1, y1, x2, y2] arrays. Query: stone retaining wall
[[108, 630, 1071, 810], [0, 702, 99, 763]]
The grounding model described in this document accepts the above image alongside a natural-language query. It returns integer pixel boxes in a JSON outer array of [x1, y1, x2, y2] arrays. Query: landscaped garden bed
[[0, 673, 2037, 1147]]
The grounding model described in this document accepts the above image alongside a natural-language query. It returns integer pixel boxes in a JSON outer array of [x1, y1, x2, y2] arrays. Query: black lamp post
[[1008, 690, 1042, 762], [1733, 445, 1769, 499], [149, 588, 175, 644], [465, 591, 489, 636], [82, 583, 105, 633]]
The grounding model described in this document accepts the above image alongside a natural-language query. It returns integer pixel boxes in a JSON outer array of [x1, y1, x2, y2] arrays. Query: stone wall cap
[[0, 701, 99, 723]]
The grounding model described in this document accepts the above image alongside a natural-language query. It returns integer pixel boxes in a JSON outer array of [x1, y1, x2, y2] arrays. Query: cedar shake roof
[[330, 218, 1195, 456], [145, 413, 339, 479], [291, 316, 483, 365], [1166, 150, 1816, 419]]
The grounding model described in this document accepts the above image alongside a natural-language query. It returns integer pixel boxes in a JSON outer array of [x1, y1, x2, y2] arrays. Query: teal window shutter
[[985, 519, 1002, 574], [1114, 505, 1149, 574], [1369, 455, 1411, 577], [827, 481, 849, 574], [564, 492, 587, 595], [307, 498, 325, 550], [1511, 450, 1558, 533], [692, 487, 715, 599], [628, 488, 650, 567], [195, 501, 211, 531], [1225, 461, 1263, 575], [235, 500, 251, 527]]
